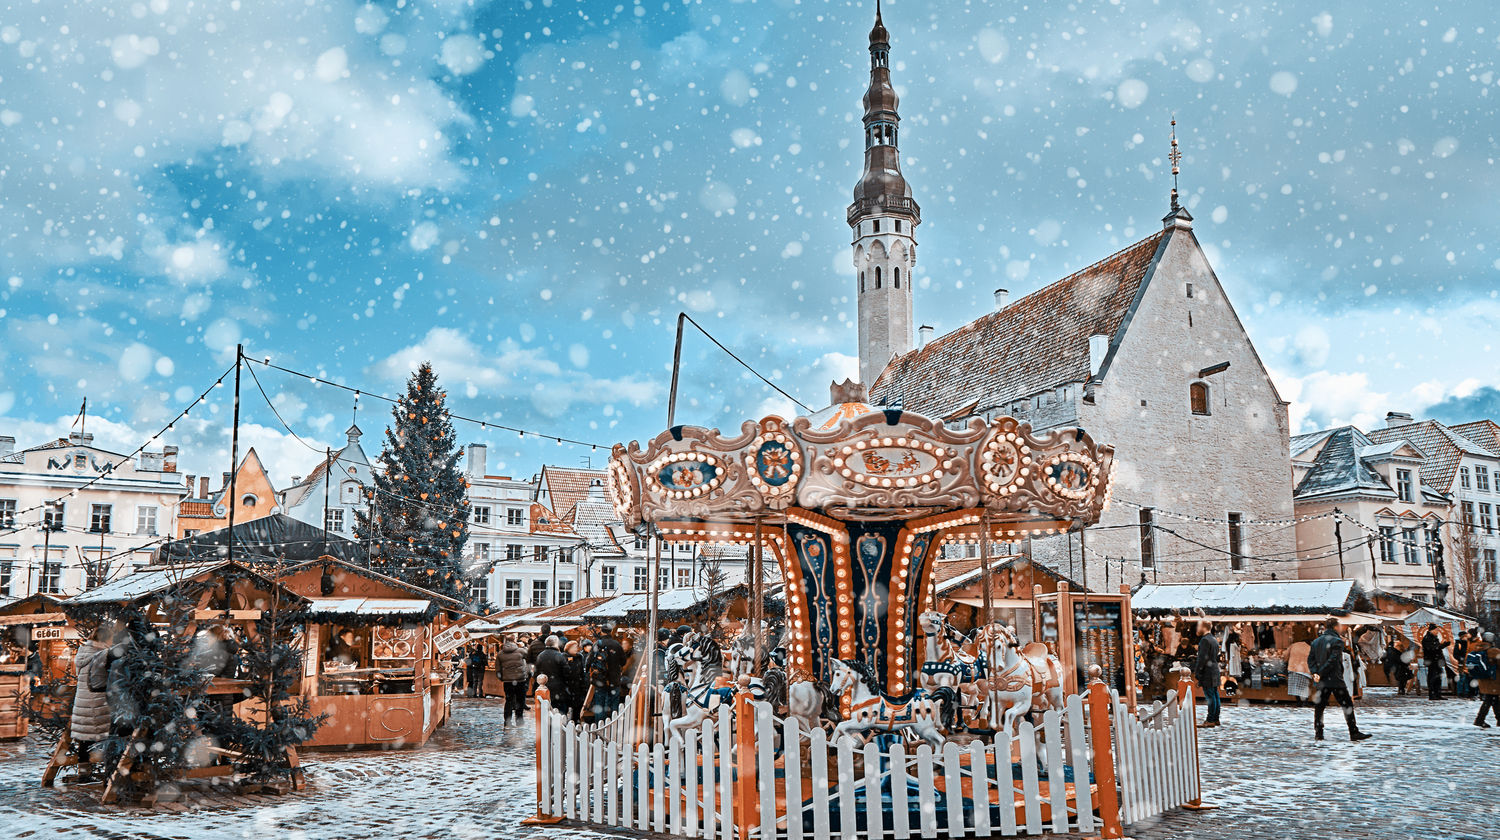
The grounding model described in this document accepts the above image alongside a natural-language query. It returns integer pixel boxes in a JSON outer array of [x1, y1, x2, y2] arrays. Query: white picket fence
[[1113, 688, 1200, 826], [533, 680, 1203, 839]]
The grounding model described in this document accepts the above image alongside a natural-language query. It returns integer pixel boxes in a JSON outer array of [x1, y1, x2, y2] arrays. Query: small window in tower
[[894, 267, 901, 288], [1190, 382, 1210, 416], [895, 220, 902, 232], [873, 220, 881, 234], [1186, 282, 1194, 298], [875, 267, 882, 289], [859, 273, 865, 293]]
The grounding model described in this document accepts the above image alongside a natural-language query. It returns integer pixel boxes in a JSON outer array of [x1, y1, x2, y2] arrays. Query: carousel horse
[[917, 611, 986, 689], [985, 625, 1064, 736], [785, 669, 843, 733], [830, 658, 948, 748]]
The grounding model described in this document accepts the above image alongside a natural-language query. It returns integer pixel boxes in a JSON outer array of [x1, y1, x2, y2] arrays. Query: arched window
[[1189, 382, 1210, 416], [894, 267, 901, 288], [241, 493, 259, 508], [875, 266, 882, 289]]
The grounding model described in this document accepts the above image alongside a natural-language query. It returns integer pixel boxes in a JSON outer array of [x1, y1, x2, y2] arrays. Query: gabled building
[[175, 447, 280, 538], [462, 445, 583, 610], [857, 10, 1294, 585], [0, 432, 186, 597], [1290, 425, 1449, 601], [1367, 414, 1500, 616], [280, 425, 374, 539]]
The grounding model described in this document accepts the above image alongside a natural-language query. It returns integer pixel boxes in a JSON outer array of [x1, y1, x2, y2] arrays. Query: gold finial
[[1169, 117, 1182, 210]]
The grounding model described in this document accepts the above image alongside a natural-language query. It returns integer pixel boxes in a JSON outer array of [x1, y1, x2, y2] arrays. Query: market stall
[[1132, 579, 1379, 703], [0, 593, 73, 739], [277, 556, 467, 750]]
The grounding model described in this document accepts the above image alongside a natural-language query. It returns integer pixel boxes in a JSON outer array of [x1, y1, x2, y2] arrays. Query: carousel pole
[[979, 509, 994, 627], [645, 526, 663, 746], [752, 517, 764, 669]]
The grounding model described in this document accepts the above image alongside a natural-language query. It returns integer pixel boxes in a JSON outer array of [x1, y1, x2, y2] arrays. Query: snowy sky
[[1, 0, 1497, 486]]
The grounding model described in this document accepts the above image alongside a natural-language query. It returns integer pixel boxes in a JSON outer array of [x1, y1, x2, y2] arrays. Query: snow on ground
[[1, 691, 1496, 839]]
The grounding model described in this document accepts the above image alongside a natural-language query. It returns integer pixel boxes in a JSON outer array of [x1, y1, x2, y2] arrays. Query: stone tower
[[850, 2, 920, 387]]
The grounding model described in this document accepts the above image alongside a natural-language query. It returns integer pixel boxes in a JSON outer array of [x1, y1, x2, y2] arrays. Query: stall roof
[[1400, 605, 1477, 626], [1187, 612, 1384, 626], [157, 513, 367, 565], [1131, 579, 1358, 616], [305, 597, 433, 619], [69, 560, 267, 605]]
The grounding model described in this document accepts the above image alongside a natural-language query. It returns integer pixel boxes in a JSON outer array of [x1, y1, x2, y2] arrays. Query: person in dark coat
[[495, 639, 529, 723], [562, 640, 589, 722], [1421, 623, 1450, 700], [525, 625, 552, 710], [1473, 632, 1500, 728], [466, 645, 489, 698], [534, 635, 570, 715], [1453, 630, 1471, 697], [1193, 622, 1222, 727], [1309, 618, 1371, 742], [590, 630, 627, 719]]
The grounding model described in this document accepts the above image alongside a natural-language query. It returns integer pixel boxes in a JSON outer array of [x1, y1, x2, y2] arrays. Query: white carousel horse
[[983, 624, 1064, 736], [829, 658, 947, 748], [784, 669, 843, 733]]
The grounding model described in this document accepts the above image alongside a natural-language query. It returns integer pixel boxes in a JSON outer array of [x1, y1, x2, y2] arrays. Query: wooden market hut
[[0, 593, 72, 739], [276, 556, 469, 750], [930, 553, 1080, 639], [45, 560, 311, 798]]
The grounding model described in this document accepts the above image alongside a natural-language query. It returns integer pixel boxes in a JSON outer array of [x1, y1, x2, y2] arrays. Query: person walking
[[1194, 622, 1222, 728], [1471, 632, 1500, 728], [466, 644, 490, 698], [535, 635, 570, 716], [1309, 618, 1372, 742], [1421, 623, 1449, 700], [562, 640, 589, 723], [525, 625, 552, 711], [496, 637, 529, 723], [1454, 630, 1471, 698], [591, 629, 627, 719]]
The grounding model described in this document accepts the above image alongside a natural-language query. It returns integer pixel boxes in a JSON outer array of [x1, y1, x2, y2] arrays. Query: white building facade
[[280, 424, 374, 539], [0, 432, 187, 598], [463, 445, 585, 610]]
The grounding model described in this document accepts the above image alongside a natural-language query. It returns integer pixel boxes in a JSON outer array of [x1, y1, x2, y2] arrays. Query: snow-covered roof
[[68, 561, 230, 604], [305, 597, 432, 618], [1132, 579, 1358, 615]]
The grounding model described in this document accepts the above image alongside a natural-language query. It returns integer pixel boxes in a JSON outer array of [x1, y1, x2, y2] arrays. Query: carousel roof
[[607, 380, 1115, 531]]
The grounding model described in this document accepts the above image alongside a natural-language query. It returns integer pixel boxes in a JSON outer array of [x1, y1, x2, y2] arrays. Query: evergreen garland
[[354, 362, 470, 603]]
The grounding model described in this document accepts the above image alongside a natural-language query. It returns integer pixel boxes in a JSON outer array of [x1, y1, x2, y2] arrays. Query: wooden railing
[[533, 677, 1203, 839]]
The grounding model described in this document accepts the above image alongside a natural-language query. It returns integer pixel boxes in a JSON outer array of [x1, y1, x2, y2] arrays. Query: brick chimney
[[201, 476, 212, 497], [1385, 411, 1414, 429], [162, 445, 178, 473], [0, 436, 13, 458]]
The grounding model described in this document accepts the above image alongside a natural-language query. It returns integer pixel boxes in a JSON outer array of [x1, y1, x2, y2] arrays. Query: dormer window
[[1396, 469, 1413, 503]]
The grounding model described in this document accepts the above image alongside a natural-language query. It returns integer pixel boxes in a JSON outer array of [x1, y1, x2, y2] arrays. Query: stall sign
[[433, 623, 470, 654], [33, 627, 65, 641]]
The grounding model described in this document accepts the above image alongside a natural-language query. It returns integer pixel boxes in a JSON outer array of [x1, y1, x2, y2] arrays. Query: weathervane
[[1169, 117, 1182, 210]]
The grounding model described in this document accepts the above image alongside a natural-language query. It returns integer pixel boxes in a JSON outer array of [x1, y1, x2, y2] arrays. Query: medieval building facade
[[853, 10, 1295, 586]]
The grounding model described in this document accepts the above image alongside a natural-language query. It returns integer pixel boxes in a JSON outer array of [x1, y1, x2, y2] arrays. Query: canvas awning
[[946, 597, 1035, 610]]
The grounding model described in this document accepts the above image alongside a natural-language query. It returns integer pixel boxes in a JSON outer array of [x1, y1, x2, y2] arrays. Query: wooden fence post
[[1087, 677, 1124, 839], [1174, 672, 1212, 811], [522, 675, 565, 826], [733, 678, 758, 840]]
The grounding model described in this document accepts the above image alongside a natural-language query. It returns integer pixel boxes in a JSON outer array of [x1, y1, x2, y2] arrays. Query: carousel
[[532, 382, 1207, 839]]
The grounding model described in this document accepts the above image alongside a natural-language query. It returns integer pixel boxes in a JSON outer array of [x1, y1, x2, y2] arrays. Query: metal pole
[[1333, 508, 1345, 579], [645, 529, 663, 746], [667, 313, 686, 428], [40, 522, 50, 596], [226, 344, 243, 566], [323, 447, 332, 557], [752, 518, 764, 669]]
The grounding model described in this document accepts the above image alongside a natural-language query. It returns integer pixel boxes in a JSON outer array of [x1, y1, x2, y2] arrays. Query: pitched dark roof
[[1450, 419, 1500, 456], [1292, 427, 1394, 501], [1366, 420, 1494, 492], [871, 230, 1167, 417]]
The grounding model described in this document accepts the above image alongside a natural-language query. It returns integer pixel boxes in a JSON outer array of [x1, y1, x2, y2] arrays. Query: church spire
[[1163, 116, 1193, 230], [851, 2, 920, 387]]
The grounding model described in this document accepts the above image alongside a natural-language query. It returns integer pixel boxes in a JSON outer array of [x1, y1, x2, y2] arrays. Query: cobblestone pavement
[[1, 690, 1496, 839]]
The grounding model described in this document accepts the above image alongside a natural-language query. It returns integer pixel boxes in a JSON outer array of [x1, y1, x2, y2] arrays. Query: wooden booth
[[0, 594, 76, 739], [278, 556, 466, 750], [1132, 579, 1381, 704], [932, 554, 1078, 641], [43, 560, 310, 800], [1033, 581, 1139, 705]]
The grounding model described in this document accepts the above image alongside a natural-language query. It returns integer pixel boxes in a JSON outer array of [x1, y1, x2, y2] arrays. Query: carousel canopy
[[1132, 579, 1358, 617]]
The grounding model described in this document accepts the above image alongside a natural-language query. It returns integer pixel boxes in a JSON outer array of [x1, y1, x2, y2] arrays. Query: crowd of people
[[449, 622, 651, 725]]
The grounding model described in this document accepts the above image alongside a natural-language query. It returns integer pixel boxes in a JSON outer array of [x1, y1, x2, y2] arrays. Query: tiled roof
[[539, 466, 606, 522], [1450, 419, 1500, 456], [1366, 420, 1496, 492], [179, 501, 216, 518], [871, 230, 1167, 417], [1289, 428, 1336, 460], [1292, 427, 1394, 501]]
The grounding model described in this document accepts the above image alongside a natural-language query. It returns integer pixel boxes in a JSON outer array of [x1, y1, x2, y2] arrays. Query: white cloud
[[368, 328, 663, 418]]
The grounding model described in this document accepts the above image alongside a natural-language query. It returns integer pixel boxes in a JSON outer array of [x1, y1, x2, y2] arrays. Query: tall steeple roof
[[849, 1, 918, 224]]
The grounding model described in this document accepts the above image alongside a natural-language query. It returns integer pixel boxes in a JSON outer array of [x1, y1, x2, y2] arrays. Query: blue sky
[[1, 0, 1497, 485]]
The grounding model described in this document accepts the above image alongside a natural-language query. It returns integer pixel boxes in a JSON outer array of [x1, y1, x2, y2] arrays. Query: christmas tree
[[354, 362, 470, 602]]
